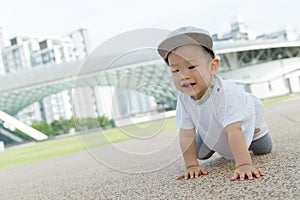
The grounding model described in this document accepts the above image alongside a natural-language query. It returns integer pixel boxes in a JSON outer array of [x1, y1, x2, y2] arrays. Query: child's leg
[[249, 133, 273, 155], [196, 131, 215, 160]]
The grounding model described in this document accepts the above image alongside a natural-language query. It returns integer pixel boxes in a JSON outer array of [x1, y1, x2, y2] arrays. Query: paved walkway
[[0, 97, 299, 199]]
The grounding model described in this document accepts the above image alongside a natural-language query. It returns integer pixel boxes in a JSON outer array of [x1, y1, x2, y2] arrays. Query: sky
[[0, 0, 299, 50]]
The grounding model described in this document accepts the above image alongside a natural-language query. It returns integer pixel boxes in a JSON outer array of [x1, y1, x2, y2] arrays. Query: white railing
[[0, 110, 48, 141]]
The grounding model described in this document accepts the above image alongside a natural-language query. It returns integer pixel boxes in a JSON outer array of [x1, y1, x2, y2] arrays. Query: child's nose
[[179, 70, 191, 80]]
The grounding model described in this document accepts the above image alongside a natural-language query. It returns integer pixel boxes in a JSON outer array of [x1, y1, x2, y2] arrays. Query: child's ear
[[210, 58, 219, 75]]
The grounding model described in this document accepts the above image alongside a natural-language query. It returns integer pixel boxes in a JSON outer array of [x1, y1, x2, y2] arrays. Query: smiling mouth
[[181, 83, 196, 88]]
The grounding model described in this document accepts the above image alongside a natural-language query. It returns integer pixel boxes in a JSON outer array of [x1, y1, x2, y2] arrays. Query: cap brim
[[157, 32, 213, 61]]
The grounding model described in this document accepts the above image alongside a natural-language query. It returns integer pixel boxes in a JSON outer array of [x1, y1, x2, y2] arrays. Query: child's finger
[[231, 172, 239, 181], [176, 173, 185, 180], [189, 171, 195, 179], [185, 172, 190, 179], [240, 173, 245, 180], [246, 171, 253, 180], [253, 170, 261, 178], [258, 169, 264, 176], [200, 168, 207, 175]]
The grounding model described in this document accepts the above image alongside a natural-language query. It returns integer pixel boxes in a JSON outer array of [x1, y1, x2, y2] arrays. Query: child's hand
[[176, 165, 207, 180], [231, 164, 264, 181]]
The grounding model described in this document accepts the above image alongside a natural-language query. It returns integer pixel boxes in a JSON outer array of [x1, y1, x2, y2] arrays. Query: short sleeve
[[174, 95, 195, 129]]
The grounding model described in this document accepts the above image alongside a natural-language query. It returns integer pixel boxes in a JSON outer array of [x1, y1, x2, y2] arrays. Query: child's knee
[[250, 133, 273, 155], [254, 142, 272, 155], [197, 154, 213, 160], [197, 150, 215, 160]]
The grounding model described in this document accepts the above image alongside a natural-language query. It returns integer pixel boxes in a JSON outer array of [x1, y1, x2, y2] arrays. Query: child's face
[[167, 45, 219, 100]]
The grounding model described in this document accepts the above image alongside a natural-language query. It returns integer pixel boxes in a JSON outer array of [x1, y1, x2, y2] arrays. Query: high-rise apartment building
[[31, 38, 77, 123], [67, 28, 92, 59], [72, 86, 116, 119], [1, 35, 43, 124], [32, 37, 77, 66], [2, 36, 39, 73], [111, 87, 156, 119], [0, 34, 78, 124]]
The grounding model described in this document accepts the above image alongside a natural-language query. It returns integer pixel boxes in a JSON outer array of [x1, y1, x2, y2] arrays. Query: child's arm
[[176, 128, 207, 180], [225, 122, 264, 181]]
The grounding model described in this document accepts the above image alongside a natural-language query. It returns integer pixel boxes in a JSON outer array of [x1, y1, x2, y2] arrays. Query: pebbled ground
[[0, 97, 299, 200]]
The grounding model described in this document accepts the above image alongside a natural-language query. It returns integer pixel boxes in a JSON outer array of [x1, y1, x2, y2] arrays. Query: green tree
[[82, 117, 98, 130], [50, 118, 71, 135], [68, 117, 76, 129], [97, 115, 114, 128], [31, 120, 53, 136]]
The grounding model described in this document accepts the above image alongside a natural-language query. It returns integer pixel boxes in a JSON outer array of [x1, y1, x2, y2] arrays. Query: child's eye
[[188, 66, 196, 69], [171, 69, 179, 73]]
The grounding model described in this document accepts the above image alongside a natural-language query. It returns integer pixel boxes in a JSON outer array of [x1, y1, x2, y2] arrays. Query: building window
[[268, 81, 272, 91], [39, 40, 48, 50], [10, 38, 17, 46], [244, 84, 252, 93], [284, 78, 292, 93]]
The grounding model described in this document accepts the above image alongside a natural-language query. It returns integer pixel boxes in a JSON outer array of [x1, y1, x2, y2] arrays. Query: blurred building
[[0, 29, 89, 124], [257, 25, 299, 41], [72, 86, 115, 119], [0, 27, 156, 124], [111, 87, 156, 119], [0, 27, 5, 75], [32, 38, 77, 66], [1, 36, 42, 124], [31, 38, 77, 123], [213, 16, 256, 41], [67, 28, 92, 59], [2, 36, 39, 73]]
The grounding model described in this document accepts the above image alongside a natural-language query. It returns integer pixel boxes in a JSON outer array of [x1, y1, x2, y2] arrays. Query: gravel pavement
[[0, 96, 299, 199]]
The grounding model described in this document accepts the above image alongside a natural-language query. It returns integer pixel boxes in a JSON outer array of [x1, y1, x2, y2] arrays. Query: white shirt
[[175, 75, 268, 159]]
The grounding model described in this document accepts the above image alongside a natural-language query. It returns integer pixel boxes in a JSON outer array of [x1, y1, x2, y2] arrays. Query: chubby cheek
[[196, 70, 210, 86], [171, 77, 182, 90]]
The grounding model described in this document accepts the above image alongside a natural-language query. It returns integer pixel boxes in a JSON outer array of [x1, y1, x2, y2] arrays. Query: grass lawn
[[0, 117, 176, 170], [262, 93, 300, 105]]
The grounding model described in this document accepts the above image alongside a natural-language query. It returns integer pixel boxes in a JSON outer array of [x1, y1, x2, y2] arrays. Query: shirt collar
[[192, 75, 215, 105]]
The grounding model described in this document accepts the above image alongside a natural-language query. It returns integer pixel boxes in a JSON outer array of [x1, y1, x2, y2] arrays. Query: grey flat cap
[[157, 26, 214, 63]]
